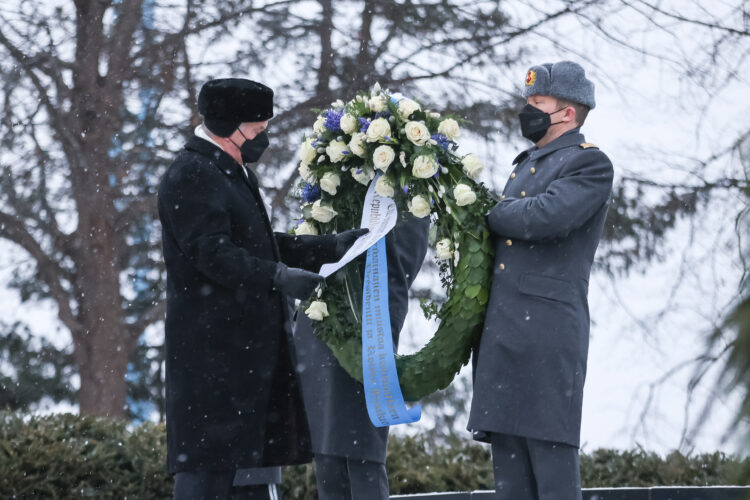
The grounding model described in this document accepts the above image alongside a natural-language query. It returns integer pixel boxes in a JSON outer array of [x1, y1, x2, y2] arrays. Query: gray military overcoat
[[294, 216, 429, 464], [467, 128, 614, 448]]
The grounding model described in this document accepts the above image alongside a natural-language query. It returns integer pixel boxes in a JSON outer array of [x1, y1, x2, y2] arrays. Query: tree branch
[[0, 211, 81, 334]]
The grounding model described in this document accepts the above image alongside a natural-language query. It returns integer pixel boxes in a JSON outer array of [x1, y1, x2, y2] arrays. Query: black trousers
[[314, 454, 389, 500], [490, 432, 581, 500], [173, 471, 280, 500]]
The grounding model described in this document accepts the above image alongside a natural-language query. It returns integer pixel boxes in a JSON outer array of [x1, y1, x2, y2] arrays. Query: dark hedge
[[0, 413, 746, 498]]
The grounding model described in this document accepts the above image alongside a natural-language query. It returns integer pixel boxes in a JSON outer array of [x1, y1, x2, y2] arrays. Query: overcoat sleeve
[[160, 161, 278, 290], [274, 232, 337, 272], [487, 149, 613, 241]]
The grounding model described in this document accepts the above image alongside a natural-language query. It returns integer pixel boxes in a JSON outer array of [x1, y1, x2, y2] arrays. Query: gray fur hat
[[521, 61, 596, 109]]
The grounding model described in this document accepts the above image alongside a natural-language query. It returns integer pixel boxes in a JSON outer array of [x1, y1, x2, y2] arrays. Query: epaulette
[[579, 142, 598, 149]]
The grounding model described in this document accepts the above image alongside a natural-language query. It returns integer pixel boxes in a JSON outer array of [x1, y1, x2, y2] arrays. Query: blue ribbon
[[362, 236, 421, 427]]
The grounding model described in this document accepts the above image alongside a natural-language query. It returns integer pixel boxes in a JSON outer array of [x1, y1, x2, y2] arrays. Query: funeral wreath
[[293, 84, 495, 400]]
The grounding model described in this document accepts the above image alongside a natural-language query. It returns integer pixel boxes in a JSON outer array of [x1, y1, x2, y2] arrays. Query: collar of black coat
[[512, 127, 584, 165], [185, 135, 244, 178]]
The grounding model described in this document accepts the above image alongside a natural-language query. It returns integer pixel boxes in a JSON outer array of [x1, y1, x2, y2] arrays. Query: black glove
[[334, 228, 369, 259], [272, 263, 325, 300]]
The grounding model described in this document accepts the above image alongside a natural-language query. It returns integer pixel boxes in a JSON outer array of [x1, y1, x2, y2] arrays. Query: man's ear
[[564, 105, 577, 124]]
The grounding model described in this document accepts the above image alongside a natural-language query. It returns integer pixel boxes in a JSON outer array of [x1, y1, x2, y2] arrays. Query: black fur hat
[[198, 78, 274, 137]]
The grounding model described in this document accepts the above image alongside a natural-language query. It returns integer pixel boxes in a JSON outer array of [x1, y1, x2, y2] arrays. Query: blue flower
[[301, 183, 322, 203], [323, 109, 343, 133], [374, 111, 391, 119], [358, 117, 371, 133], [431, 134, 451, 151]]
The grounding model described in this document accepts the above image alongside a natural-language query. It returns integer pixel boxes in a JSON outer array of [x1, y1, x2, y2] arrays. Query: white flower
[[331, 99, 345, 109], [453, 249, 460, 267], [429, 111, 441, 119], [295, 221, 319, 236], [438, 118, 461, 140], [399, 151, 407, 168], [311, 200, 338, 223], [408, 195, 431, 218], [397, 98, 421, 119], [374, 175, 395, 198], [313, 116, 326, 134], [368, 94, 387, 112], [340, 113, 358, 134], [365, 118, 391, 143], [320, 172, 341, 195], [412, 155, 439, 178], [461, 154, 484, 180], [453, 183, 477, 206], [325, 140, 349, 163], [299, 139, 317, 165], [372, 145, 396, 172], [435, 238, 452, 260], [305, 300, 329, 321], [351, 167, 373, 186], [348, 133, 367, 157], [371, 82, 382, 94], [298, 162, 316, 184], [404, 121, 430, 146]]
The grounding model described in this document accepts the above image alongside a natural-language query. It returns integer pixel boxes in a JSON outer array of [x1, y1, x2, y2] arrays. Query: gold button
[[521, 191, 526, 197], [501, 194, 506, 200], [499, 263, 505, 270], [510, 172, 516, 179], [530, 167, 536, 174], [506, 239, 512, 246]]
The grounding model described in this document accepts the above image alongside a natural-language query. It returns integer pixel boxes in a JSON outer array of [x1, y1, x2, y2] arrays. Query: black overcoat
[[467, 129, 614, 448], [294, 215, 429, 463], [158, 136, 337, 473]]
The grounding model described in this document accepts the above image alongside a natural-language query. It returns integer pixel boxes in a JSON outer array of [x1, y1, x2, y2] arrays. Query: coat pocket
[[517, 272, 574, 305]]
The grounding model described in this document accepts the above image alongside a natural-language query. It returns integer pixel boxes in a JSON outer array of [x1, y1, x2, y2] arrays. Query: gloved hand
[[272, 263, 325, 300], [334, 228, 369, 259]]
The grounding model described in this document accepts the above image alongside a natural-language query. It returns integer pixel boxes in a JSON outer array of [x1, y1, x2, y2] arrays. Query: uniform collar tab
[[530, 128, 585, 160]]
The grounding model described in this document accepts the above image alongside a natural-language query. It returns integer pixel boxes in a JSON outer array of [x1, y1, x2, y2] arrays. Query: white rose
[[372, 145, 396, 172], [374, 175, 395, 198], [320, 172, 341, 195], [325, 140, 348, 163], [311, 200, 338, 223], [313, 116, 326, 134], [350, 167, 373, 186], [368, 94, 387, 112], [348, 133, 367, 157], [408, 195, 431, 218], [299, 139, 317, 165], [453, 183, 477, 206], [398, 98, 421, 119], [298, 162, 316, 183], [404, 121, 430, 146], [412, 155, 439, 178], [435, 238, 452, 260], [461, 154, 484, 180], [295, 221, 318, 236], [340, 113, 357, 134], [305, 300, 329, 321], [438, 118, 461, 140], [365, 118, 391, 143]]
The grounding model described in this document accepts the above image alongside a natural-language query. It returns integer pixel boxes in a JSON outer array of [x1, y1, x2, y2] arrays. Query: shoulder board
[[579, 142, 598, 149]]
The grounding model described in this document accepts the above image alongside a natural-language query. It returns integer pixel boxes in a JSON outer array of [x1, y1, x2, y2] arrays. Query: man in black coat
[[294, 215, 429, 500], [158, 78, 365, 499]]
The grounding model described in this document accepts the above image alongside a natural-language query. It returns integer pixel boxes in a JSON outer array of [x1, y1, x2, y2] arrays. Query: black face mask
[[518, 104, 566, 143], [234, 130, 269, 164]]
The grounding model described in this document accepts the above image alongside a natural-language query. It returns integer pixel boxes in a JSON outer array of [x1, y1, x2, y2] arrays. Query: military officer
[[293, 215, 429, 500], [158, 78, 365, 499], [467, 61, 614, 500]]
